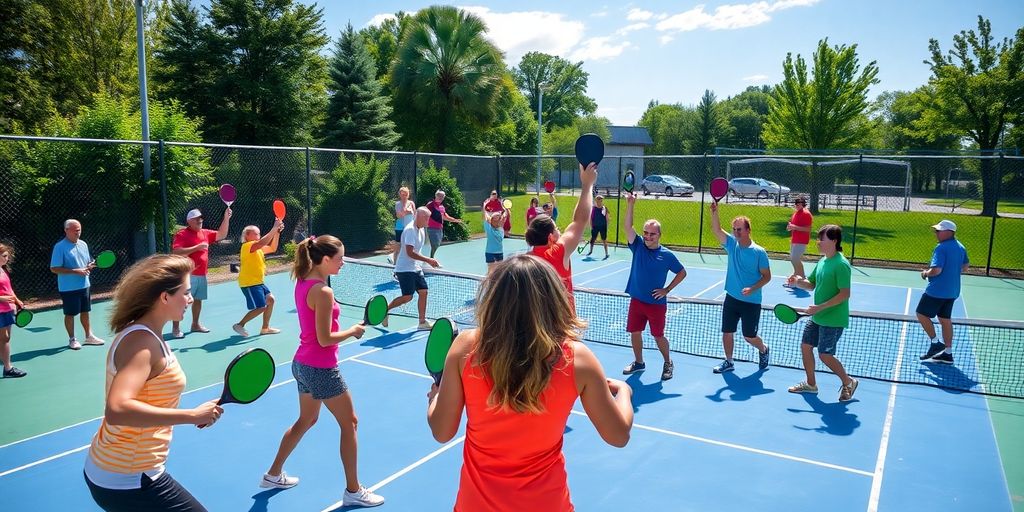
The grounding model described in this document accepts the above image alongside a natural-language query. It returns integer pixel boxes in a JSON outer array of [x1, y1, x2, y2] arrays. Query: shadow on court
[[248, 488, 286, 512], [786, 392, 861, 436], [176, 335, 255, 354], [626, 372, 683, 413], [11, 345, 69, 362], [705, 368, 774, 402], [917, 362, 979, 394]]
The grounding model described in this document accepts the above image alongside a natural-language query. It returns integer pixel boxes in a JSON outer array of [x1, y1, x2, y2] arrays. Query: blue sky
[[319, 1, 1022, 125]]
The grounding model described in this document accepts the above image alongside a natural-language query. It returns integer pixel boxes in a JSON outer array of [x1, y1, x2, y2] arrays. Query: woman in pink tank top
[[427, 255, 635, 511], [84, 254, 222, 512], [261, 236, 384, 507]]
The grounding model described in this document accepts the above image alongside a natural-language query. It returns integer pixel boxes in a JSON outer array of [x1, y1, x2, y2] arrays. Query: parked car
[[728, 177, 791, 199], [640, 175, 694, 196]]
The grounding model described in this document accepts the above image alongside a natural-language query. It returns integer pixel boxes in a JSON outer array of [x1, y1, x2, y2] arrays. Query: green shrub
[[313, 155, 393, 252], [416, 162, 470, 242]]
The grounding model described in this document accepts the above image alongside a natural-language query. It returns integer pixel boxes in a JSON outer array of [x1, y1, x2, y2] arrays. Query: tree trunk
[[979, 157, 1000, 217]]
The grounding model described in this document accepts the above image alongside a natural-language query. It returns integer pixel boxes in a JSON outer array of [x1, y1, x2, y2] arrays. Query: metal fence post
[[411, 151, 418, 198], [159, 140, 169, 253], [698, 152, 707, 253], [305, 147, 312, 235], [495, 155, 501, 194], [985, 153, 1002, 275], [850, 154, 862, 262], [614, 157, 622, 248]]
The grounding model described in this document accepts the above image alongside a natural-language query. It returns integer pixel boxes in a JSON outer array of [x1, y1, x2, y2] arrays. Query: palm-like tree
[[390, 6, 505, 152]]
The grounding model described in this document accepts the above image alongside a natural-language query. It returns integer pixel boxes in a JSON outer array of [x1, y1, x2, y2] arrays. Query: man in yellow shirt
[[233, 219, 284, 337]]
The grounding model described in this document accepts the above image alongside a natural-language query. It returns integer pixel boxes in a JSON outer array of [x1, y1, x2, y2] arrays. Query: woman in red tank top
[[427, 255, 635, 512]]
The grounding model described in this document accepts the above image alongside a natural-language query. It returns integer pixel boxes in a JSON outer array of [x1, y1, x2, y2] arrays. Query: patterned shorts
[[292, 361, 348, 400]]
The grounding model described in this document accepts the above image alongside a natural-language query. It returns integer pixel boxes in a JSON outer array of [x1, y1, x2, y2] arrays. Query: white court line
[[0, 329, 420, 451], [351, 358, 433, 380], [867, 287, 913, 511], [694, 279, 725, 298], [567, 410, 873, 477], [577, 266, 631, 287], [319, 435, 467, 512], [572, 259, 625, 279], [0, 345, 388, 478]]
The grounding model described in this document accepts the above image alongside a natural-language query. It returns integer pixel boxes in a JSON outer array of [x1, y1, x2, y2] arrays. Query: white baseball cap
[[932, 219, 956, 232], [186, 209, 203, 221]]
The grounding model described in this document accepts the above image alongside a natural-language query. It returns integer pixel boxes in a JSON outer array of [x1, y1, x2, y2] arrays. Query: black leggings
[[590, 225, 608, 245], [85, 471, 207, 512]]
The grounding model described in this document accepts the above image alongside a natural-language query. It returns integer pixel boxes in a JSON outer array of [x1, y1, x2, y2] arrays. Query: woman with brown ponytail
[[259, 235, 383, 507]]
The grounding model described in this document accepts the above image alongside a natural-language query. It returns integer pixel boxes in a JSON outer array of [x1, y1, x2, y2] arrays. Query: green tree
[[416, 162, 470, 242], [872, 88, 960, 191], [155, 0, 330, 145], [543, 115, 611, 155], [764, 38, 880, 212], [466, 76, 538, 155], [919, 16, 1024, 215], [390, 5, 505, 152], [321, 24, 400, 151], [359, 12, 411, 84], [313, 155, 394, 253], [720, 86, 772, 149], [0, 0, 53, 132], [152, 0, 217, 126], [638, 101, 691, 155], [512, 52, 597, 131], [689, 89, 732, 154]]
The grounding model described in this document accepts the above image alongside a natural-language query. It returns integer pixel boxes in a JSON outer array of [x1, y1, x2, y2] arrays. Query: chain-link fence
[[2, 134, 1021, 303]]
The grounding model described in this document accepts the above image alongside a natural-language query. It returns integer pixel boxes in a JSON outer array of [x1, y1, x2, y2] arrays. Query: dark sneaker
[[712, 359, 734, 374], [3, 367, 27, 378], [622, 361, 646, 375], [930, 352, 954, 365], [919, 342, 945, 361], [758, 346, 770, 370], [661, 361, 674, 381], [839, 378, 859, 402]]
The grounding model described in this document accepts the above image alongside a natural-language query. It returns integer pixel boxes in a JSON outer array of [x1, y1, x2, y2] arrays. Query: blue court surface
[[0, 238, 1017, 511]]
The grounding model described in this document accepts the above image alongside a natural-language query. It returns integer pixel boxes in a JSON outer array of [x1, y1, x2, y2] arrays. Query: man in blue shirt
[[917, 219, 969, 365], [50, 219, 104, 350], [620, 192, 686, 380], [709, 202, 771, 374]]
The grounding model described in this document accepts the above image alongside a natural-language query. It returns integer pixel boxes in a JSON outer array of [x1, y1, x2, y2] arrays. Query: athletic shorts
[[590, 225, 608, 241], [801, 321, 844, 355], [916, 293, 955, 319], [485, 252, 504, 263], [626, 298, 667, 337], [722, 294, 761, 338], [190, 275, 208, 301], [85, 470, 207, 512], [427, 228, 443, 248], [394, 230, 403, 242], [60, 287, 92, 316], [0, 311, 14, 328], [240, 284, 271, 311], [292, 361, 347, 400], [790, 243, 807, 261], [396, 271, 428, 296]]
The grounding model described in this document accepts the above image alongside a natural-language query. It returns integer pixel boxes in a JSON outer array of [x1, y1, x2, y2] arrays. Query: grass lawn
[[500, 193, 1024, 271], [923, 198, 1024, 215]]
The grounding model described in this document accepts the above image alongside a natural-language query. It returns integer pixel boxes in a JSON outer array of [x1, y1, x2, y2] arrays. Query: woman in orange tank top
[[84, 255, 223, 512], [427, 255, 635, 512]]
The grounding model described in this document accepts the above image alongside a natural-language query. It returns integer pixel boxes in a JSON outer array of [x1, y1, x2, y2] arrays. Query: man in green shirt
[[785, 224, 859, 402]]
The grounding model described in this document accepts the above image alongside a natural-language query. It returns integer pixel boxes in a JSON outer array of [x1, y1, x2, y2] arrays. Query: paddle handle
[[430, 371, 442, 387], [197, 393, 228, 428]]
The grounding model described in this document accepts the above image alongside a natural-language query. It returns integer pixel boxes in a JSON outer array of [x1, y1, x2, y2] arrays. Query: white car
[[728, 177, 791, 199], [639, 175, 694, 196]]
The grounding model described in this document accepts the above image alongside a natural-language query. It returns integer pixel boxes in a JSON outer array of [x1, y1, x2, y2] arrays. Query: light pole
[[535, 85, 543, 194], [135, 0, 155, 254]]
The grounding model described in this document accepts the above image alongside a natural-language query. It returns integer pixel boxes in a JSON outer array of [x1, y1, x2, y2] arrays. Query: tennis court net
[[333, 257, 1024, 398]]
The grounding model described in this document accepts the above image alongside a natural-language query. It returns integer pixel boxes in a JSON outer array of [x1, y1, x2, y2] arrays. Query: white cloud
[[655, 0, 819, 33], [570, 37, 632, 62], [659, 35, 675, 45], [626, 8, 654, 21], [742, 74, 770, 82], [366, 13, 396, 27], [460, 6, 585, 63], [615, 22, 649, 36], [592, 8, 609, 17]]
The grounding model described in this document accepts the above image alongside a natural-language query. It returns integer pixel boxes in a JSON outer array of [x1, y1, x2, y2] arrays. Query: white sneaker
[[68, 338, 81, 350], [170, 330, 185, 339], [232, 323, 249, 337], [83, 334, 105, 346], [259, 471, 299, 489], [342, 486, 384, 507], [417, 320, 433, 330]]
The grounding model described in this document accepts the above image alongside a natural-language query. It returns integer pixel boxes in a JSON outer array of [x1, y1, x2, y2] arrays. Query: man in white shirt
[[387, 208, 440, 329]]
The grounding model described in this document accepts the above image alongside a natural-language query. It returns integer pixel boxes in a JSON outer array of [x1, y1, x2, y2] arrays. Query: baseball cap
[[932, 219, 956, 232], [186, 209, 203, 221]]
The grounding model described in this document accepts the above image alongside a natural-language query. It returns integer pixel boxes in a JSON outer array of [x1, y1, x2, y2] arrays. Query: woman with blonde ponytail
[[427, 254, 634, 511], [261, 236, 384, 507]]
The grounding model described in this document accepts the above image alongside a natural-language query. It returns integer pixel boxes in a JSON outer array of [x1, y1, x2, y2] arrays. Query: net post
[[159, 140, 170, 253]]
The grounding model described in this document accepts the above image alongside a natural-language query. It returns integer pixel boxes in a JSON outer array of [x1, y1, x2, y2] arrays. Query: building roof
[[608, 126, 653, 146]]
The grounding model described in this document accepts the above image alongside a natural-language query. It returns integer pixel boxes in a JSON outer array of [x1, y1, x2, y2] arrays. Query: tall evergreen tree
[[690, 90, 732, 154], [321, 24, 400, 151]]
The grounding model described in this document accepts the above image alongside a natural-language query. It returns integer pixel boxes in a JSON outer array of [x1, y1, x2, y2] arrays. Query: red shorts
[[626, 298, 667, 337]]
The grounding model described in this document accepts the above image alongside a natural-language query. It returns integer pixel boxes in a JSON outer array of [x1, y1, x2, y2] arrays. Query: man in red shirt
[[786, 195, 813, 283], [171, 207, 232, 337], [524, 162, 598, 311]]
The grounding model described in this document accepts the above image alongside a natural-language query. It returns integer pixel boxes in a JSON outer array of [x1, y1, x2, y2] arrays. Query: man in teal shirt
[[709, 202, 771, 375], [786, 225, 858, 402], [916, 219, 969, 365]]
